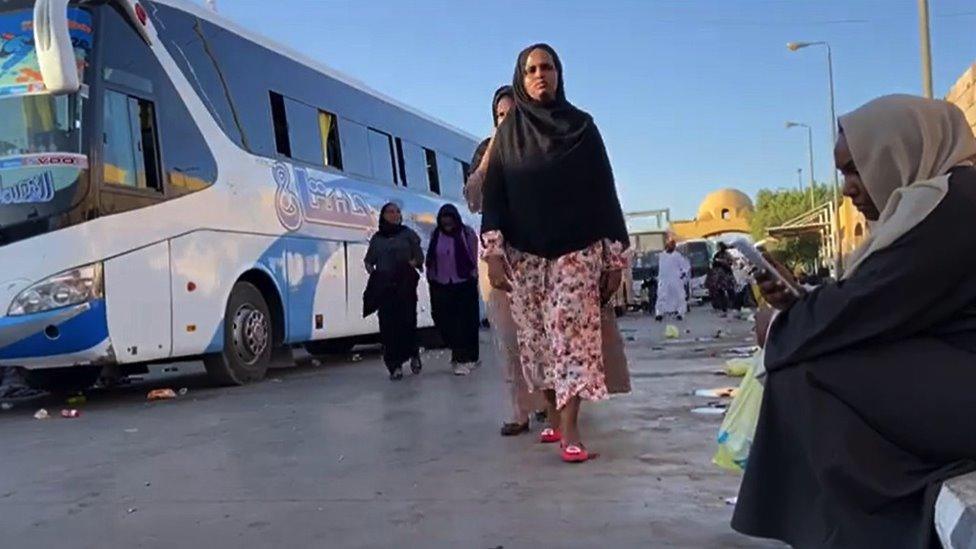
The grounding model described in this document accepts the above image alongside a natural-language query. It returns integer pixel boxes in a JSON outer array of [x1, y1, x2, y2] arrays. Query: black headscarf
[[426, 204, 477, 279], [480, 43, 629, 259], [378, 202, 404, 237], [468, 85, 514, 178]]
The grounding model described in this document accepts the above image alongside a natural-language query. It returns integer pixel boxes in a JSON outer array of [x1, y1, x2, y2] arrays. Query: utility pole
[[919, 0, 933, 98]]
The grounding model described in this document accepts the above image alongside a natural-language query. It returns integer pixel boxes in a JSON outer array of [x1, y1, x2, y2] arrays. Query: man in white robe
[[655, 240, 690, 321]]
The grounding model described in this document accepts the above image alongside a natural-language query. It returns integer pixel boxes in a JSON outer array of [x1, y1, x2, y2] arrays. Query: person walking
[[427, 204, 481, 376], [364, 202, 424, 381], [706, 242, 736, 316], [466, 85, 543, 435], [481, 43, 629, 462], [655, 239, 689, 321]]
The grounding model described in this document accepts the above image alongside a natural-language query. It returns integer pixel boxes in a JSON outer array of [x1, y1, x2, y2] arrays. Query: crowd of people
[[359, 41, 976, 547]]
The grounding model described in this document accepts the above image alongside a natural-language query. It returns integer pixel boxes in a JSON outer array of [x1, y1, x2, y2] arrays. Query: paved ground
[[0, 307, 781, 548]]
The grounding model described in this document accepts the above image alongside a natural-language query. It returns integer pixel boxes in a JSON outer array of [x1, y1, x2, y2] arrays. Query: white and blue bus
[[0, 0, 479, 390]]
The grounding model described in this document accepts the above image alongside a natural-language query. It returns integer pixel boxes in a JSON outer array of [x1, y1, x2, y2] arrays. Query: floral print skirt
[[507, 243, 609, 410]]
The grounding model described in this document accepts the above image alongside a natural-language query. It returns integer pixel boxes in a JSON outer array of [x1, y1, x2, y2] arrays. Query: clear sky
[[199, 0, 976, 219]]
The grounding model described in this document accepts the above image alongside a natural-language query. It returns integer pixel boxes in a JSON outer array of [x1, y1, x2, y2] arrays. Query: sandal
[[500, 422, 530, 437], [561, 443, 590, 463], [539, 428, 562, 444]]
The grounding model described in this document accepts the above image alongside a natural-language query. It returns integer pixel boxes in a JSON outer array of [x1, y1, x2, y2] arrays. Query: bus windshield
[[0, 6, 92, 241]]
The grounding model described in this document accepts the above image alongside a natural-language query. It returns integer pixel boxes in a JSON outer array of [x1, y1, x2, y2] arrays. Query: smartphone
[[730, 239, 803, 297]]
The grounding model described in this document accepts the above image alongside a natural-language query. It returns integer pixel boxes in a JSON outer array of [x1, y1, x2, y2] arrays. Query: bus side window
[[394, 137, 407, 186], [367, 129, 397, 186], [102, 89, 162, 192], [318, 110, 343, 170], [271, 93, 325, 168], [424, 148, 440, 195], [436, 152, 464, 200], [398, 139, 429, 192], [339, 119, 371, 178]]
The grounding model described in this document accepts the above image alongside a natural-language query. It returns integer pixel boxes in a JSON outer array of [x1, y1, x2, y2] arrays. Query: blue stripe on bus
[[205, 237, 341, 353], [0, 300, 109, 359]]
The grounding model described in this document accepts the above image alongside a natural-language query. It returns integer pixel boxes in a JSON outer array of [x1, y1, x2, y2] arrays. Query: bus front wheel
[[204, 282, 273, 386]]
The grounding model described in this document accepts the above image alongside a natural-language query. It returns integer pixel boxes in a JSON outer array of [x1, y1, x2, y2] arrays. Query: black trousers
[[711, 289, 735, 312], [429, 279, 480, 363], [377, 296, 419, 373]]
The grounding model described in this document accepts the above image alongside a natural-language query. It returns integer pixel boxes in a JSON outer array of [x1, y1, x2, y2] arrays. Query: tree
[[750, 184, 834, 271]]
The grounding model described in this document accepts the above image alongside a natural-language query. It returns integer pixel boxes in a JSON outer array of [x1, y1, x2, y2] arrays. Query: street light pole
[[918, 0, 934, 98], [785, 121, 817, 210], [804, 124, 816, 209], [787, 41, 844, 277]]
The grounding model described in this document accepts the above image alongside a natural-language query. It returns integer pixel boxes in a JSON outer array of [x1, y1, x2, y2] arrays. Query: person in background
[[482, 44, 629, 462], [730, 256, 755, 310], [427, 204, 481, 376], [466, 84, 544, 436], [706, 242, 736, 316], [655, 239, 689, 321], [733, 95, 976, 548], [364, 202, 424, 381], [816, 266, 834, 284]]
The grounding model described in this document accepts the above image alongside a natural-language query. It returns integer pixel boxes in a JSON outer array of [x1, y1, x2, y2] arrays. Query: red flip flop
[[539, 428, 562, 444], [561, 443, 591, 463]]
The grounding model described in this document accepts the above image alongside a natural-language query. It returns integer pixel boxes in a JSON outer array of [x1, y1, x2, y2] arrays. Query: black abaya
[[429, 279, 480, 364], [377, 295, 419, 374], [732, 169, 976, 548]]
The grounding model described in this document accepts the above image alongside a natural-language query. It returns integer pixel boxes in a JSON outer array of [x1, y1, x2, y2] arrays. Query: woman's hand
[[755, 253, 803, 310], [486, 256, 513, 292], [755, 306, 776, 348], [600, 269, 622, 305]]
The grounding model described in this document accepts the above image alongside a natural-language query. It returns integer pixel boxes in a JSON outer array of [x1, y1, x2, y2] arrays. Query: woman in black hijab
[[481, 44, 629, 462], [364, 202, 424, 380], [464, 85, 514, 213], [426, 203, 481, 375]]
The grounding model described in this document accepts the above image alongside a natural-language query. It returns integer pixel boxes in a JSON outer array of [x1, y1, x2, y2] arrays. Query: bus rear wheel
[[204, 281, 273, 386]]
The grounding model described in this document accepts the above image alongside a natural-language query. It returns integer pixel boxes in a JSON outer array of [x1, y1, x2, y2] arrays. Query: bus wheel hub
[[232, 305, 268, 364]]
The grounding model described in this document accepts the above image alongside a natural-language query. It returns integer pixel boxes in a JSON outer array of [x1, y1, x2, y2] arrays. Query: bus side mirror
[[33, 0, 80, 95]]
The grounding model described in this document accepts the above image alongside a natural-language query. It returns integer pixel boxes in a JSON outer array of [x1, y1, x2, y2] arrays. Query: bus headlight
[[7, 263, 104, 316]]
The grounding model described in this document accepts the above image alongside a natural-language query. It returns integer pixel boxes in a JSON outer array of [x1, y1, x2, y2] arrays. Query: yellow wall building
[[947, 63, 976, 134], [670, 188, 754, 241]]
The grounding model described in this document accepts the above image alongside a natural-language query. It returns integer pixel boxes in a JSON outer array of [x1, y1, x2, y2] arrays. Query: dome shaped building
[[671, 188, 754, 241]]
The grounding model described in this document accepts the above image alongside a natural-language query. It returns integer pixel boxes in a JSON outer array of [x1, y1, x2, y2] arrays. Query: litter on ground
[[694, 387, 738, 399], [147, 388, 177, 401]]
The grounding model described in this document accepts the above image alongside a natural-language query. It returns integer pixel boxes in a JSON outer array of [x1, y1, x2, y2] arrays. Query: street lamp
[[918, 0, 933, 98], [787, 40, 843, 277], [785, 121, 816, 210]]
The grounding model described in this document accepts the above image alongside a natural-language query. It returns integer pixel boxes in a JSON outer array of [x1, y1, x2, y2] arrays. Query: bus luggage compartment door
[[104, 241, 173, 363]]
